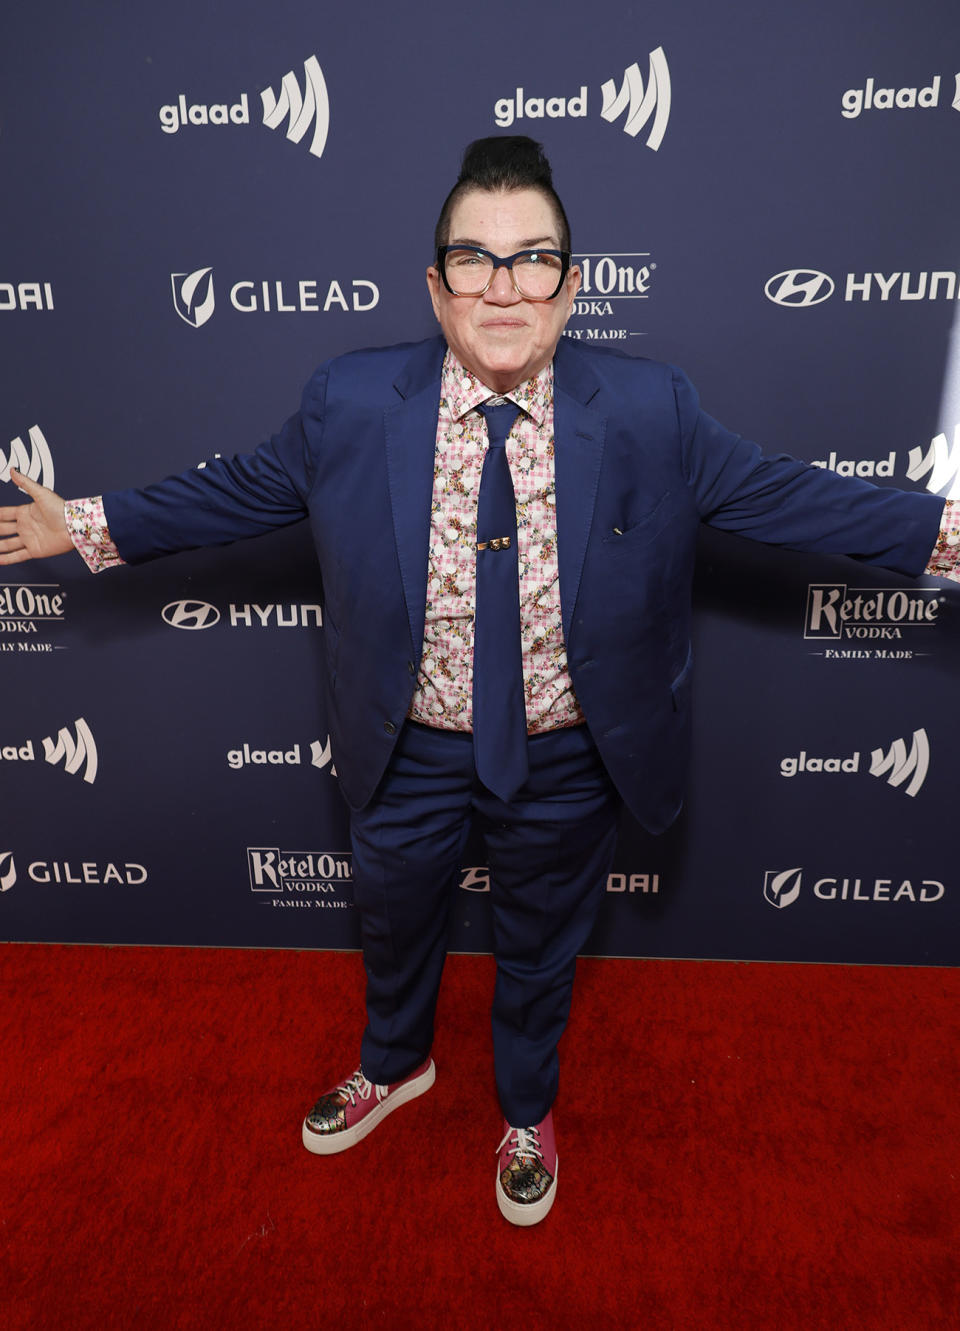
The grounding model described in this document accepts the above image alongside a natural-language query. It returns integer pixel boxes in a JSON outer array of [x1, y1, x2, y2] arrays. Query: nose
[[482, 262, 522, 304]]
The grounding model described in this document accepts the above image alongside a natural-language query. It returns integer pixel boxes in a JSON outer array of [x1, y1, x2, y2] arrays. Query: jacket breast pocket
[[601, 491, 673, 550]]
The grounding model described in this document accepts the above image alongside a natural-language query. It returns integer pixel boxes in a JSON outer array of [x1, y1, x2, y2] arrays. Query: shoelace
[[337, 1071, 387, 1105], [496, 1124, 543, 1164]]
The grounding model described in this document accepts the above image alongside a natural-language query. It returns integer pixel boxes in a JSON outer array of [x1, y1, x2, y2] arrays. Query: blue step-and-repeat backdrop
[[1, 1, 957, 963]]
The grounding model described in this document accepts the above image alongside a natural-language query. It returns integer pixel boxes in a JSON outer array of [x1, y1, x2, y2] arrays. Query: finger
[[0, 534, 26, 552], [0, 548, 29, 566], [0, 517, 25, 532], [10, 468, 43, 497]]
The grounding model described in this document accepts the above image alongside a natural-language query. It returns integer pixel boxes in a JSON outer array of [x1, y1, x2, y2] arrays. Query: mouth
[[481, 316, 528, 330]]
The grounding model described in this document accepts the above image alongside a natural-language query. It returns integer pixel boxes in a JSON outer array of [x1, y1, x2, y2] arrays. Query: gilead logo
[[764, 867, 802, 909], [764, 868, 945, 908], [0, 852, 16, 893]]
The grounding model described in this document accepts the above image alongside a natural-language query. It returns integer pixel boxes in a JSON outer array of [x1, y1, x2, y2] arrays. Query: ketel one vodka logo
[[247, 847, 353, 909], [804, 583, 940, 641], [493, 47, 670, 152], [158, 54, 330, 160]]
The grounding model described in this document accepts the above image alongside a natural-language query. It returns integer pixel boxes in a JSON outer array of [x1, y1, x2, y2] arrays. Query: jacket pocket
[[601, 491, 673, 548]]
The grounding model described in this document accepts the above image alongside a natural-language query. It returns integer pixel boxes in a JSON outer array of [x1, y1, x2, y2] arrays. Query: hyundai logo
[[764, 270, 835, 307], [162, 599, 221, 630]]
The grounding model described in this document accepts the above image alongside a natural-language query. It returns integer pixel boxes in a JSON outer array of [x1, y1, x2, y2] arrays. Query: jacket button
[[384, 721, 397, 735], [407, 660, 416, 675]]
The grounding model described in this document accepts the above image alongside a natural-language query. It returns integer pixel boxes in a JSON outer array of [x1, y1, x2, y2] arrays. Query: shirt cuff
[[923, 499, 960, 582], [63, 496, 125, 574]]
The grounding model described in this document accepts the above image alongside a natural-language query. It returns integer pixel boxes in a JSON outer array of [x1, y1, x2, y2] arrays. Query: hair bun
[[458, 136, 554, 188]]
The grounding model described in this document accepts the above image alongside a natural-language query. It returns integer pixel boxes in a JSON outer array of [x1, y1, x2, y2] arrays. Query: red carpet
[[1, 944, 958, 1329]]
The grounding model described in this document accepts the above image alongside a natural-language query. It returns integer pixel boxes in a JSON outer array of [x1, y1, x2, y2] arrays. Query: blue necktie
[[473, 401, 528, 802]]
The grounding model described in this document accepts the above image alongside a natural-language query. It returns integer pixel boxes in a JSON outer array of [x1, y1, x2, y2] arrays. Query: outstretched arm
[[0, 469, 73, 565]]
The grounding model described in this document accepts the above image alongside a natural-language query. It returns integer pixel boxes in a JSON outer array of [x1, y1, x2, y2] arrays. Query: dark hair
[[433, 136, 571, 254]]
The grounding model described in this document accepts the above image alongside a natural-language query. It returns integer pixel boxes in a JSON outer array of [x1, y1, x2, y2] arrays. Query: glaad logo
[[2, 720, 98, 783], [764, 867, 803, 910], [1, 425, 55, 489], [171, 268, 215, 329], [261, 55, 330, 159], [600, 48, 671, 150], [493, 48, 670, 152], [840, 74, 960, 118], [764, 867, 944, 909], [170, 266, 378, 326], [906, 423, 960, 501], [0, 282, 55, 312], [225, 739, 337, 777], [811, 451, 895, 479], [43, 718, 98, 785], [162, 599, 322, 630], [247, 847, 353, 908], [310, 736, 337, 776], [764, 270, 835, 307], [158, 54, 330, 161], [869, 729, 929, 798], [779, 728, 930, 798], [0, 851, 16, 893]]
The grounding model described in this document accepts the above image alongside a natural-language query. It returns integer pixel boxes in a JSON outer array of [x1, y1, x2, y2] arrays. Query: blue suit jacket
[[103, 335, 944, 831]]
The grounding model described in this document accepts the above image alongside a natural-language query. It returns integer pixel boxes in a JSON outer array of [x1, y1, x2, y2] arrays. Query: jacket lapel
[[553, 338, 606, 645], [384, 337, 446, 653]]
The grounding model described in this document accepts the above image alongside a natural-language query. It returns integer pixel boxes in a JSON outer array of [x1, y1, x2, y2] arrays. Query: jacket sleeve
[[101, 366, 328, 564], [672, 368, 945, 577]]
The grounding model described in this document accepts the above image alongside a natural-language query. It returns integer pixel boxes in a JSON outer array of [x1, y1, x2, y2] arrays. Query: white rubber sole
[[302, 1059, 436, 1155], [495, 1156, 558, 1227]]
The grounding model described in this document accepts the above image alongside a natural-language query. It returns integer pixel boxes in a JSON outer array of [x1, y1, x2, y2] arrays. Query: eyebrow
[[447, 236, 560, 250]]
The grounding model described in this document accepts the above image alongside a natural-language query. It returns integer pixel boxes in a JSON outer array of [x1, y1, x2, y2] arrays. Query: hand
[[0, 469, 74, 564]]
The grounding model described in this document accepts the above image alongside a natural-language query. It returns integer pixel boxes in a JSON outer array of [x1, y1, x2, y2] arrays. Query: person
[[2, 137, 957, 1227]]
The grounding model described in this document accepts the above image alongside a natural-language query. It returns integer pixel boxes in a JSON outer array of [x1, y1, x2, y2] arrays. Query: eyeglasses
[[436, 245, 571, 301]]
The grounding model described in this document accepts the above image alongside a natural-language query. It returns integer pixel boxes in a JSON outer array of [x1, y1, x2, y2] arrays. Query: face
[[426, 187, 580, 394]]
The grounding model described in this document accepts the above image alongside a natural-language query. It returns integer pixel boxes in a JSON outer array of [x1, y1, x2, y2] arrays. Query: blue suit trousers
[[349, 719, 621, 1125]]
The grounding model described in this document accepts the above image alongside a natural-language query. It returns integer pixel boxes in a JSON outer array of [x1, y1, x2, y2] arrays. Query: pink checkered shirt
[[406, 352, 582, 733]]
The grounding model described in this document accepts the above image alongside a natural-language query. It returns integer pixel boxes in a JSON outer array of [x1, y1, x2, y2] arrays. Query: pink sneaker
[[302, 1058, 435, 1154], [495, 1110, 558, 1226]]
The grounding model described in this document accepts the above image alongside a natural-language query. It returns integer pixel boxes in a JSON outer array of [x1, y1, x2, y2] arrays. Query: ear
[[563, 263, 582, 319], [426, 266, 442, 321]]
